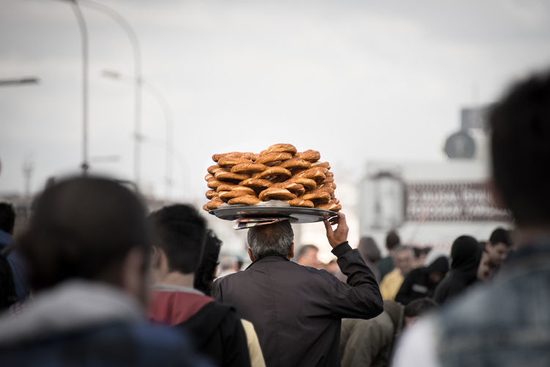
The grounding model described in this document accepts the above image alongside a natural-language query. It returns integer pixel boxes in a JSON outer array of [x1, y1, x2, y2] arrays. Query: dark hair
[[148, 204, 207, 274], [385, 230, 400, 251], [18, 176, 150, 292], [297, 244, 318, 258], [404, 297, 438, 318], [490, 72, 550, 226], [358, 237, 381, 263], [248, 220, 293, 260], [194, 229, 222, 296], [0, 203, 15, 234], [489, 227, 512, 247]]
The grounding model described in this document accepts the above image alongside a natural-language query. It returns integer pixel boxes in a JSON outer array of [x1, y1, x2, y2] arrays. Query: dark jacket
[[395, 256, 449, 305], [149, 287, 251, 367], [434, 236, 481, 305], [213, 242, 383, 367]]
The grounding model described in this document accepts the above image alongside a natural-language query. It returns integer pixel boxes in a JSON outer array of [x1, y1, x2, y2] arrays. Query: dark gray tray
[[209, 205, 338, 223]]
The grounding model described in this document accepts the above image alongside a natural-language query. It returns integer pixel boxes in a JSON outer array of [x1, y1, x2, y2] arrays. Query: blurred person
[[217, 255, 240, 279], [395, 252, 449, 305], [325, 258, 347, 282], [476, 249, 496, 282], [213, 213, 383, 367], [379, 246, 414, 300], [378, 230, 401, 280], [296, 243, 321, 268], [413, 246, 431, 268], [0, 176, 210, 366], [358, 236, 382, 283], [148, 204, 251, 367], [194, 229, 266, 367], [485, 227, 512, 275], [340, 298, 437, 367], [393, 71, 550, 367], [0, 202, 29, 304], [433, 236, 481, 305]]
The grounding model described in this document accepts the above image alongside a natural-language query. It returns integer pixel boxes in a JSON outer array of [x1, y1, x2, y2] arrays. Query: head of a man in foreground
[[247, 220, 294, 262], [18, 176, 151, 305]]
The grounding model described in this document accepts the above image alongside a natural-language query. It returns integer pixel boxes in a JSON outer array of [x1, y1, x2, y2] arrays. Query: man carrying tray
[[213, 212, 383, 367]]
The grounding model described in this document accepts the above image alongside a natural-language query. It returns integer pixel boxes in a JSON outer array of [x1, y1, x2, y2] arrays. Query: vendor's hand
[[323, 212, 349, 249]]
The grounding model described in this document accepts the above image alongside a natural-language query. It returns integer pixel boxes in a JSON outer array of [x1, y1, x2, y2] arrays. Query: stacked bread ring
[[203, 144, 341, 212]]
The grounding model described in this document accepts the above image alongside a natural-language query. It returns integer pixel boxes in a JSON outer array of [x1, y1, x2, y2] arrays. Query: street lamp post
[[102, 70, 173, 202]]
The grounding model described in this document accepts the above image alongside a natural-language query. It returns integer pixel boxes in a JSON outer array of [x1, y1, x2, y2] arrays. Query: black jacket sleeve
[[328, 242, 383, 319]]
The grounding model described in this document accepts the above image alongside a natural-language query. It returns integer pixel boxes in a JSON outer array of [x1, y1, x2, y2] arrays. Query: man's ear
[[151, 246, 162, 269], [121, 247, 148, 306], [488, 178, 506, 209], [247, 248, 255, 262], [288, 243, 294, 260]]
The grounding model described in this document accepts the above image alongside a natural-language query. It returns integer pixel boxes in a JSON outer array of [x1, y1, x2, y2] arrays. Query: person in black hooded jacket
[[433, 236, 482, 305], [395, 254, 449, 305]]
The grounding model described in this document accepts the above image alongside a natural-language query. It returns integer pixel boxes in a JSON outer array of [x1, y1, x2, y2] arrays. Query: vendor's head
[[247, 220, 294, 262]]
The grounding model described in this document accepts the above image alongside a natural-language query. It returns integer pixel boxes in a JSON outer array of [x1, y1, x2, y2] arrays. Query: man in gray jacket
[[213, 212, 383, 367]]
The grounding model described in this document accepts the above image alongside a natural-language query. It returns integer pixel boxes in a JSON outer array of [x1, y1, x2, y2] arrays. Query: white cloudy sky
[[1, 0, 550, 204]]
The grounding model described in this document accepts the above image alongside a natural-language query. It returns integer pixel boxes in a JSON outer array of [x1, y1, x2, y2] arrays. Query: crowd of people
[[0, 69, 549, 366]]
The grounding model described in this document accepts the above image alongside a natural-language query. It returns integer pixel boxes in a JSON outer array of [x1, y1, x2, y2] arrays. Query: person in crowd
[[378, 230, 401, 280], [395, 251, 449, 305], [213, 213, 383, 367], [476, 248, 496, 282], [485, 227, 512, 276], [412, 247, 431, 268], [296, 243, 321, 268], [147, 204, 251, 367], [325, 258, 348, 282], [340, 298, 437, 367], [358, 236, 382, 283], [194, 227, 266, 367], [433, 236, 481, 305], [393, 71, 550, 366], [217, 255, 240, 279], [0, 203, 29, 304], [379, 246, 414, 300], [0, 176, 210, 366]]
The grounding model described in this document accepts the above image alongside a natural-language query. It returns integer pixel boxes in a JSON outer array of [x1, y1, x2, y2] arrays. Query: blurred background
[[1, 0, 550, 261]]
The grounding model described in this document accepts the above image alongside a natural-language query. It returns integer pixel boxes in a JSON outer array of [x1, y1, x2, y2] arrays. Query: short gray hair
[[247, 220, 294, 260]]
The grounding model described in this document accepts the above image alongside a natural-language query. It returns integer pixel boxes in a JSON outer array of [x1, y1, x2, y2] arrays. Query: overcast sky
[[1, 0, 550, 203]]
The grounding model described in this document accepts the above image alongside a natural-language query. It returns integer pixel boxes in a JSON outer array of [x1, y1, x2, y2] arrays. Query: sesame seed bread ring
[[255, 152, 293, 166], [231, 163, 267, 174], [296, 149, 320, 162], [316, 184, 335, 196], [303, 191, 331, 204], [207, 165, 223, 174], [219, 187, 256, 201], [218, 156, 254, 168], [203, 203, 211, 212], [296, 168, 326, 184], [204, 173, 214, 181], [311, 161, 331, 170], [216, 184, 237, 192], [288, 177, 317, 191], [212, 152, 256, 162], [317, 201, 342, 211], [228, 195, 261, 205], [205, 190, 218, 199], [261, 143, 297, 155], [286, 198, 314, 208], [259, 188, 297, 201], [273, 181, 306, 196], [206, 197, 224, 210], [214, 170, 250, 182], [240, 178, 273, 190], [280, 158, 311, 171], [207, 179, 224, 189], [253, 166, 292, 181]]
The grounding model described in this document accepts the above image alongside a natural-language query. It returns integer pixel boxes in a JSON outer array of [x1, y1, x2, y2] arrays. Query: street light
[[102, 70, 174, 202]]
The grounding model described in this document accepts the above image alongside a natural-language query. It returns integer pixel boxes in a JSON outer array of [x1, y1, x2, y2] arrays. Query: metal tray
[[209, 205, 338, 223]]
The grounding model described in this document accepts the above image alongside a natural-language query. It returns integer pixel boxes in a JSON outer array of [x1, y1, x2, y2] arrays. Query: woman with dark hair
[[434, 235, 482, 305]]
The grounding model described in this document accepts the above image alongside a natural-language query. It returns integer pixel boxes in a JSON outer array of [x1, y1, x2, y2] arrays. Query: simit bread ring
[[212, 152, 256, 162], [288, 177, 317, 191], [316, 184, 335, 196], [205, 190, 218, 199], [219, 187, 256, 201], [259, 188, 297, 201], [302, 190, 331, 204], [280, 158, 311, 171], [317, 201, 342, 211], [286, 198, 314, 208], [231, 163, 267, 174], [296, 168, 326, 184], [214, 170, 250, 182], [311, 161, 331, 170], [272, 181, 306, 196], [204, 173, 214, 181], [255, 152, 293, 166], [240, 178, 272, 190], [253, 166, 292, 181], [228, 195, 261, 205], [207, 165, 224, 174], [216, 184, 237, 192], [296, 149, 320, 162], [260, 143, 297, 155], [205, 197, 224, 210], [207, 179, 224, 189], [218, 156, 253, 168]]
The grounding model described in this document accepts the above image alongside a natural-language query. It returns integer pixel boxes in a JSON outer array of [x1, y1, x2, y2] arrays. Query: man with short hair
[[0, 176, 210, 366], [393, 71, 550, 367], [213, 213, 383, 367], [378, 230, 401, 280], [485, 227, 512, 271], [147, 204, 251, 367], [296, 244, 321, 268], [379, 246, 414, 300]]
